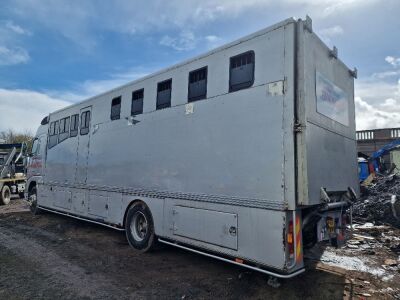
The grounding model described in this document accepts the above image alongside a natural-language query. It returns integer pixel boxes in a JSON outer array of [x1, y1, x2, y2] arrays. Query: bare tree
[[0, 129, 34, 149]]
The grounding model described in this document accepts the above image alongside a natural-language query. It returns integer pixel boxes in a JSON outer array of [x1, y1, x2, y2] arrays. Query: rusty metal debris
[[353, 174, 400, 228]]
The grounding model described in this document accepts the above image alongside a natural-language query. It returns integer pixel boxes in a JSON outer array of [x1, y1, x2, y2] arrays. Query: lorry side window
[[188, 66, 207, 102], [111, 96, 121, 120], [131, 89, 144, 115], [80, 111, 91, 135], [229, 51, 255, 92], [48, 120, 59, 149], [59, 116, 70, 143], [70, 114, 79, 137], [156, 79, 172, 110]]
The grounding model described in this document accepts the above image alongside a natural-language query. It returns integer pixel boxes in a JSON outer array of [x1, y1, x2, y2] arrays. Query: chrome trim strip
[[158, 238, 305, 279]]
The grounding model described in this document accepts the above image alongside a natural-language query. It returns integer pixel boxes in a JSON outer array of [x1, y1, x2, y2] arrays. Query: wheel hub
[[130, 211, 148, 241]]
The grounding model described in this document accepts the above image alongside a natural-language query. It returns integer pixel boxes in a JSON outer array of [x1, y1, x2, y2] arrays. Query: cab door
[[27, 135, 46, 178], [75, 106, 92, 184]]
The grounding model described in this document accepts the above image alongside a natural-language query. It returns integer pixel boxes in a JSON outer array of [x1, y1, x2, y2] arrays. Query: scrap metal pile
[[353, 174, 400, 228]]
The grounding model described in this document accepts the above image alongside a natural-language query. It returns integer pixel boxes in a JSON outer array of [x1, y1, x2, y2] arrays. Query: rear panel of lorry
[[296, 19, 359, 206]]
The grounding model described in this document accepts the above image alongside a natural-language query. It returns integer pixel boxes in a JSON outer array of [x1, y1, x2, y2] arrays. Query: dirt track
[[0, 199, 397, 300]]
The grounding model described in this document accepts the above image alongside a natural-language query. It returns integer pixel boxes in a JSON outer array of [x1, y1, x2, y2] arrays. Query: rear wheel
[[29, 186, 40, 215], [125, 202, 156, 252], [0, 185, 11, 205]]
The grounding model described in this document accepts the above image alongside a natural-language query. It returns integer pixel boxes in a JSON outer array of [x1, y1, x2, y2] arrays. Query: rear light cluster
[[287, 220, 294, 259]]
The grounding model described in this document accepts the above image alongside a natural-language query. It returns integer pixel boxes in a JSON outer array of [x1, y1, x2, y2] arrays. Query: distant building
[[357, 127, 400, 170]]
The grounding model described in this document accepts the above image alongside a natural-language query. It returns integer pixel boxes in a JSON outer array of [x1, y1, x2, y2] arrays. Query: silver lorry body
[[26, 17, 358, 277]]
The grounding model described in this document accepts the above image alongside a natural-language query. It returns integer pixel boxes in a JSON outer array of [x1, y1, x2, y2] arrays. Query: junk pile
[[353, 174, 400, 228]]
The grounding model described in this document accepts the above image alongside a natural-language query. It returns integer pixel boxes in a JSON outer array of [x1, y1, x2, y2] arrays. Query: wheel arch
[[123, 199, 150, 228], [28, 180, 37, 193], [122, 197, 164, 237]]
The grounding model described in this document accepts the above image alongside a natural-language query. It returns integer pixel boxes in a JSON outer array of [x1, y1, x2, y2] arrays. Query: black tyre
[[29, 186, 40, 215], [19, 192, 25, 199], [125, 202, 156, 252], [0, 185, 11, 205]]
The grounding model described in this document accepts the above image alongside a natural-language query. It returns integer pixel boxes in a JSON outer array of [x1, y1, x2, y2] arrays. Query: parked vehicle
[[358, 139, 400, 182], [0, 143, 27, 205], [26, 17, 358, 278]]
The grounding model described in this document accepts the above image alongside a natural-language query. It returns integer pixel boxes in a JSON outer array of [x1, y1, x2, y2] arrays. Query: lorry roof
[[49, 16, 354, 117], [49, 17, 297, 115]]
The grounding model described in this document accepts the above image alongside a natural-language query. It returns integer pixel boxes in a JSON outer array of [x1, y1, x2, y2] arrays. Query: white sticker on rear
[[185, 103, 194, 115], [267, 80, 284, 96]]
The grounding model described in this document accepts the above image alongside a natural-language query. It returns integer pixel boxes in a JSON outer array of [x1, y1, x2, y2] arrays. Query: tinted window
[[188, 67, 207, 102], [70, 114, 79, 137], [229, 51, 255, 92], [111, 96, 121, 120], [80, 111, 91, 135], [58, 116, 70, 143], [131, 89, 144, 115], [48, 120, 59, 149], [156, 79, 172, 110]]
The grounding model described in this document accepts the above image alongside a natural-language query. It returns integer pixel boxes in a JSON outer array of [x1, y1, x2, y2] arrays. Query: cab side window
[[31, 138, 41, 156]]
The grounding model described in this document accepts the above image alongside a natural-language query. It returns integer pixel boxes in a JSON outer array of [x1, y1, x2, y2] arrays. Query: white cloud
[[160, 30, 197, 51], [5, 20, 31, 36], [160, 31, 225, 52], [8, 0, 378, 47], [371, 70, 400, 79], [0, 89, 71, 133], [319, 25, 344, 36], [320, 0, 379, 17], [355, 96, 400, 130], [355, 77, 400, 130], [47, 68, 152, 102], [205, 35, 224, 49], [385, 56, 400, 67], [0, 46, 30, 65], [318, 25, 344, 45]]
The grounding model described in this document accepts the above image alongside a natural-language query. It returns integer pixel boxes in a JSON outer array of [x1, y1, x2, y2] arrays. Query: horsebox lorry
[[26, 17, 358, 278]]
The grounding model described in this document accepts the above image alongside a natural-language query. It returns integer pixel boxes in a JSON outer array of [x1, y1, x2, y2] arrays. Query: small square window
[[58, 116, 70, 143], [80, 111, 91, 135], [156, 79, 172, 110], [70, 114, 79, 137], [229, 51, 255, 92], [48, 120, 59, 149], [111, 96, 121, 120], [131, 89, 144, 115], [188, 66, 207, 102]]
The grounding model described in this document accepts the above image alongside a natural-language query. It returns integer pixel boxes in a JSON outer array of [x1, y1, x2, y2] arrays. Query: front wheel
[[125, 202, 156, 252], [29, 186, 40, 215], [0, 185, 11, 205]]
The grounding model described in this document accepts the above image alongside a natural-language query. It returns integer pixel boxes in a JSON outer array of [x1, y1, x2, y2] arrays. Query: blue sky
[[0, 0, 399, 132]]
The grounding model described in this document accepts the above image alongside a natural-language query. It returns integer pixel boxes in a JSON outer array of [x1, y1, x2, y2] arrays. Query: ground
[[0, 199, 399, 300]]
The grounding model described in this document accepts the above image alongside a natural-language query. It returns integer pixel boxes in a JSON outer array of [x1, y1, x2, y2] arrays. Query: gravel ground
[[0, 199, 398, 300]]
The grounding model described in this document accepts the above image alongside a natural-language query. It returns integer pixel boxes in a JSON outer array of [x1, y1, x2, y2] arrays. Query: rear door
[[75, 106, 92, 184], [296, 20, 358, 205]]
